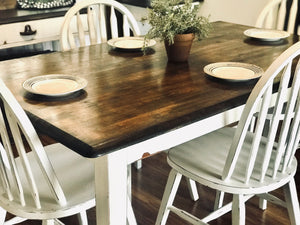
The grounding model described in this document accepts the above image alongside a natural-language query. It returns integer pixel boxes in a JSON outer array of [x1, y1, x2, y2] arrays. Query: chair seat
[[168, 127, 297, 195], [0, 143, 95, 220]]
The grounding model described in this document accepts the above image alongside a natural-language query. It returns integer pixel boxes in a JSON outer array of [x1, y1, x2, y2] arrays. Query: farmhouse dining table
[[0, 21, 298, 225]]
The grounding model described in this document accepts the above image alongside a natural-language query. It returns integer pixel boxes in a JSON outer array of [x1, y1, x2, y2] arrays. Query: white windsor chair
[[155, 41, 300, 225], [256, 0, 300, 34], [0, 79, 95, 225], [60, 0, 143, 172], [60, 0, 141, 51]]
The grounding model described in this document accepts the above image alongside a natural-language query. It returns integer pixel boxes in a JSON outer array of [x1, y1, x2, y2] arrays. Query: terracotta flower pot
[[164, 33, 195, 62]]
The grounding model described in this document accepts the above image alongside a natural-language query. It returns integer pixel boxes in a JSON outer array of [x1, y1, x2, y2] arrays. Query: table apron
[[124, 105, 245, 165]]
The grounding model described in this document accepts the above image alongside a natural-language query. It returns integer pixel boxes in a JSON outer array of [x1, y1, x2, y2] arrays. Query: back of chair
[[256, 0, 300, 34], [0, 80, 66, 209], [60, 0, 141, 51], [222, 41, 300, 184]]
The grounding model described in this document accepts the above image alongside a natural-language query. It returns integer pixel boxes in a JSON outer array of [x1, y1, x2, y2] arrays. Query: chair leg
[[232, 194, 245, 225], [77, 211, 88, 225], [185, 178, 199, 201], [283, 179, 300, 225], [214, 190, 225, 210], [155, 169, 182, 225]]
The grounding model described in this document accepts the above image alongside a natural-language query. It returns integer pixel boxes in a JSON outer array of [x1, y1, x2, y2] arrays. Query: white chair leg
[[185, 178, 199, 201], [155, 169, 182, 225], [232, 194, 245, 225], [214, 190, 225, 210], [77, 211, 88, 225], [283, 179, 300, 225]]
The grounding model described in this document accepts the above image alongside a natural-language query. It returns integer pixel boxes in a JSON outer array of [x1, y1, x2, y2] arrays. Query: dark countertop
[[0, 7, 70, 25], [0, 0, 203, 25]]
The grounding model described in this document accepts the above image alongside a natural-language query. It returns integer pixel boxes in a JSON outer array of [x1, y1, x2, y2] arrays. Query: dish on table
[[244, 28, 290, 41], [107, 37, 156, 50], [204, 62, 264, 82], [23, 74, 87, 97]]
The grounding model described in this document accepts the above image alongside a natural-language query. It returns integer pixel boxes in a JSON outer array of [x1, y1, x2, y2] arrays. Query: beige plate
[[244, 28, 290, 41], [204, 62, 264, 81], [23, 74, 87, 97], [107, 37, 156, 50]]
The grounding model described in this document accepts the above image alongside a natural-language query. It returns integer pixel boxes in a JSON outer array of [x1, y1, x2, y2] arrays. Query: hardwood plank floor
[[6, 141, 300, 225]]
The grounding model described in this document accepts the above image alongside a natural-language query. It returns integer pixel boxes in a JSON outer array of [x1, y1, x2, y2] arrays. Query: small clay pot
[[164, 33, 195, 62]]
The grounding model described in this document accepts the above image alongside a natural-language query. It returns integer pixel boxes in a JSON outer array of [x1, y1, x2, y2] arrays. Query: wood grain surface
[[0, 21, 298, 157]]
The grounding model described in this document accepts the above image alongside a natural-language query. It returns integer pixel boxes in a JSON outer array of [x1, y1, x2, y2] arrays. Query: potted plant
[[142, 0, 212, 62]]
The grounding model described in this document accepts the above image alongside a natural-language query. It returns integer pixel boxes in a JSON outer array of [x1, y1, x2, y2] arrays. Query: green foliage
[[142, 0, 212, 45]]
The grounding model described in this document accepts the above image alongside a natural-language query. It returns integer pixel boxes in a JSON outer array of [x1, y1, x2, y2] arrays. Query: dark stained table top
[[0, 21, 298, 158]]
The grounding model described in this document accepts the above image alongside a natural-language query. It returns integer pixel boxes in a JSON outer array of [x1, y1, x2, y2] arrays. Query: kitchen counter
[[0, 7, 70, 25]]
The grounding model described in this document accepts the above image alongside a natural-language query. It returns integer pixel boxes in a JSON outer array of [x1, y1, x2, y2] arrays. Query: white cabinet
[[0, 16, 64, 49]]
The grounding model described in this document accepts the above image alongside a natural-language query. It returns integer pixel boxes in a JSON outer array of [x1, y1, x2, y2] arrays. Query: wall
[[198, 0, 270, 26], [125, 0, 271, 35]]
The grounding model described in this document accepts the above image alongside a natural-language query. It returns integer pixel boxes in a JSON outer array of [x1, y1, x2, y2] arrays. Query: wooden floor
[[7, 146, 300, 225]]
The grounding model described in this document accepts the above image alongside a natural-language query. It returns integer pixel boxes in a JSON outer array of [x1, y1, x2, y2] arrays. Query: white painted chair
[[0, 79, 95, 225], [256, 0, 300, 34], [255, 0, 300, 210], [60, 0, 141, 51], [0, 79, 138, 225], [155, 41, 300, 225]]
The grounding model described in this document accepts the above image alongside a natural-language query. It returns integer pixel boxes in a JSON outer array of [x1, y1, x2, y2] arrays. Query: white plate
[[107, 37, 156, 50], [204, 62, 264, 81], [244, 28, 290, 41], [23, 74, 87, 97]]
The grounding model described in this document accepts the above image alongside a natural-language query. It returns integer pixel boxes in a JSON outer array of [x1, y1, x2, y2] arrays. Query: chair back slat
[[0, 80, 67, 209], [286, 0, 298, 33], [123, 14, 130, 37], [222, 42, 300, 184], [277, 0, 287, 30], [60, 0, 141, 51], [110, 6, 118, 39], [87, 6, 97, 45], [76, 12, 86, 47], [99, 4, 107, 43], [245, 85, 272, 183], [0, 111, 24, 204], [5, 108, 42, 208]]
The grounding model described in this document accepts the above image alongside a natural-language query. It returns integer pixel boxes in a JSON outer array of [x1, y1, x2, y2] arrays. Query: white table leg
[[94, 151, 128, 225]]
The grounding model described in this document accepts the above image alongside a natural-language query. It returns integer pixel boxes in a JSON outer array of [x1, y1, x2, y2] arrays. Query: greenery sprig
[[142, 0, 212, 45]]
